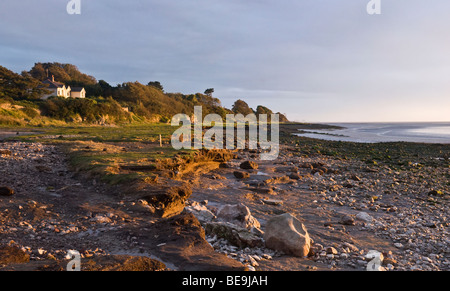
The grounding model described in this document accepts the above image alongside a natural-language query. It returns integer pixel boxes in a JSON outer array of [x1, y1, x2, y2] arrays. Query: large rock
[[143, 185, 192, 218], [356, 212, 373, 223], [240, 161, 258, 170], [263, 213, 311, 257], [216, 203, 261, 230]]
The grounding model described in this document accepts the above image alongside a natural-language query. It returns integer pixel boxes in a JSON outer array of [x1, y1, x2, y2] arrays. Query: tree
[[148, 81, 164, 92], [204, 88, 214, 97], [0, 65, 48, 100], [256, 105, 273, 116], [232, 99, 254, 116], [29, 62, 96, 85]]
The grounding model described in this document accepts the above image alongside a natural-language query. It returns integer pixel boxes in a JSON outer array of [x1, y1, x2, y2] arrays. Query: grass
[[5, 123, 176, 143], [1, 122, 195, 185]]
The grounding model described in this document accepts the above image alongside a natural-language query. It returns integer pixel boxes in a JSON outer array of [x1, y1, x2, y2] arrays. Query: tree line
[[0, 63, 289, 124]]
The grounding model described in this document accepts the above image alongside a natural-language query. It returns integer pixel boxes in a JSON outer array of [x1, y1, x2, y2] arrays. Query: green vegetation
[[1, 62, 289, 126]]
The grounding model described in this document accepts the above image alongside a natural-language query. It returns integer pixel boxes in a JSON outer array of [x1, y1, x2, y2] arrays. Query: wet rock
[[240, 161, 259, 170], [216, 203, 261, 230], [0, 186, 14, 197], [233, 171, 250, 179], [264, 213, 311, 257]]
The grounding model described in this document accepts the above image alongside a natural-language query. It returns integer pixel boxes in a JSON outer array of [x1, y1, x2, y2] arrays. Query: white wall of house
[[71, 89, 86, 98]]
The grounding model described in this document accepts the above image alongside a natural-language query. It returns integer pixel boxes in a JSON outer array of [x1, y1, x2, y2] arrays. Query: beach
[[0, 126, 448, 271]]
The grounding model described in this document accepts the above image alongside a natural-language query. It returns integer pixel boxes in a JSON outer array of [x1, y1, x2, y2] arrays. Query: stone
[[204, 222, 264, 248], [185, 202, 216, 223], [394, 243, 403, 249], [263, 213, 311, 257], [143, 185, 192, 218], [326, 247, 338, 255], [356, 212, 373, 223], [233, 171, 250, 179], [288, 173, 301, 180], [262, 199, 283, 206], [91, 215, 112, 224], [339, 215, 355, 226], [240, 161, 258, 170], [342, 242, 359, 252], [0, 187, 14, 197], [216, 203, 261, 230]]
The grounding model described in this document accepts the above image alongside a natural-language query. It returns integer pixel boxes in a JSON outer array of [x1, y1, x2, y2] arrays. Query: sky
[[1, 0, 450, 123]]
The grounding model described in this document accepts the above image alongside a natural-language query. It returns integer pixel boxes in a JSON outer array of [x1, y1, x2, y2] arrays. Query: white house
[[40, 76, 85, 99], [70, 87, 86, 98]]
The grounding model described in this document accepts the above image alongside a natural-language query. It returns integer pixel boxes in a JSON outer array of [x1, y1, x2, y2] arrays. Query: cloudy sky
[[1, 0, 450, 122]]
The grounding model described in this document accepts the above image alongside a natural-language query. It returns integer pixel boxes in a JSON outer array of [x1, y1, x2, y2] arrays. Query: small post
[[159, 134, 162, 147]]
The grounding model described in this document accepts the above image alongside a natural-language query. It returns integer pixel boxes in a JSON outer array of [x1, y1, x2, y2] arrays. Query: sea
[[295, 122, 450, 144]]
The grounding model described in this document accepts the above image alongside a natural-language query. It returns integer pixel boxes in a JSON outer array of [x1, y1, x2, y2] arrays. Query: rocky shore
[[0, 138, 449, 271]]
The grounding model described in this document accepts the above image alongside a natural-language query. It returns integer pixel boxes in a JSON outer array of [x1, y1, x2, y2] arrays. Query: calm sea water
[[296, 122, 450, 144]]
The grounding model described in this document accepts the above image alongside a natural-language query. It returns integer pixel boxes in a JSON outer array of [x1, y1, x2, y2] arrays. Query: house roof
[[42, 78, 65, 89], [71, 87, 85, 92]]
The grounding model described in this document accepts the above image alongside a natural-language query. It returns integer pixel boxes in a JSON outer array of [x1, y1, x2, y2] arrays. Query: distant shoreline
[[291, 121, 450, 145]]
